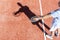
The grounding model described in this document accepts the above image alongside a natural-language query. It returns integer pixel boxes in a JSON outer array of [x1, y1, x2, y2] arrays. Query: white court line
[[38, 0, 46, 40]]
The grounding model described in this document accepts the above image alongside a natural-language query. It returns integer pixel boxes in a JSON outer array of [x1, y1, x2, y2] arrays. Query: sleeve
[[50, 11, 59, 18]]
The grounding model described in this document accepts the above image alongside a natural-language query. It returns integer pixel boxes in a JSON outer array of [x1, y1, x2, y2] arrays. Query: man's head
[[58, 1, 60, 7]]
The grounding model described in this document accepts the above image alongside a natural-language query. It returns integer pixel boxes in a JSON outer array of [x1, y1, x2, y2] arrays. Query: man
[[31, 1, 60, 39]]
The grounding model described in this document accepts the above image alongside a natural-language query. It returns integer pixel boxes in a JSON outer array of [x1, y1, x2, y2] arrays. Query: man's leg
[[51, 31, 55, 37], [46, 26, 58, 39], [58, 28, 60, 37], [54, 29, 58, 36]]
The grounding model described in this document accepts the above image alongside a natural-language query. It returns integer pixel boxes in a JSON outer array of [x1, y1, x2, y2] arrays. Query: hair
[[58, 1, 60, 7]]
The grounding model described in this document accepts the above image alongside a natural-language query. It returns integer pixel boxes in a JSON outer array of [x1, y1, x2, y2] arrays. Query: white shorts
[[49, 24, 60, 32]]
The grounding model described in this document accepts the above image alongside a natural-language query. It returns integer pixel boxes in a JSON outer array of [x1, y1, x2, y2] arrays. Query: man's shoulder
[[51, 8, 60, 13], [54, 8, 60, 12], [48, 8, 60, 15]]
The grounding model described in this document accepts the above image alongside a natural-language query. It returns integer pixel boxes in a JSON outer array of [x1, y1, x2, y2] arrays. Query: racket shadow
[[14, 2, 50, 35]]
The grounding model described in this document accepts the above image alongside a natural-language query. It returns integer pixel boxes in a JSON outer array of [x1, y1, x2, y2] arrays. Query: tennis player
[[31, 1, 60, 39]]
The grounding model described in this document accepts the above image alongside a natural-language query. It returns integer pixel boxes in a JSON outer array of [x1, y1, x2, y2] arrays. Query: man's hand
[[31, 16, 42, 22]]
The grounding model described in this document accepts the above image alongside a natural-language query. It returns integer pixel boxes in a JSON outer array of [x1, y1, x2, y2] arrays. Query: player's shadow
[[14, 2, 50, 35]]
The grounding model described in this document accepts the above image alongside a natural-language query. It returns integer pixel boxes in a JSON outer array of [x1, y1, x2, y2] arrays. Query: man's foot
[[46, 35, 53, 39]]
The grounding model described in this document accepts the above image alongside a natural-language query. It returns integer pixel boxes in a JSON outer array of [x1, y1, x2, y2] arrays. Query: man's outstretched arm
[[41, 14, 52, 19], [31, 13, 52, 22]]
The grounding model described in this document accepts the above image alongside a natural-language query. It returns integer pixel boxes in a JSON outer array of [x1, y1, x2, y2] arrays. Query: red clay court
[[0, 0, 60, 40]]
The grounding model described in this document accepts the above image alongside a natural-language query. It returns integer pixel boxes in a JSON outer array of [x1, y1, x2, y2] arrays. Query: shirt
[[50, 9, 60, 27]]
